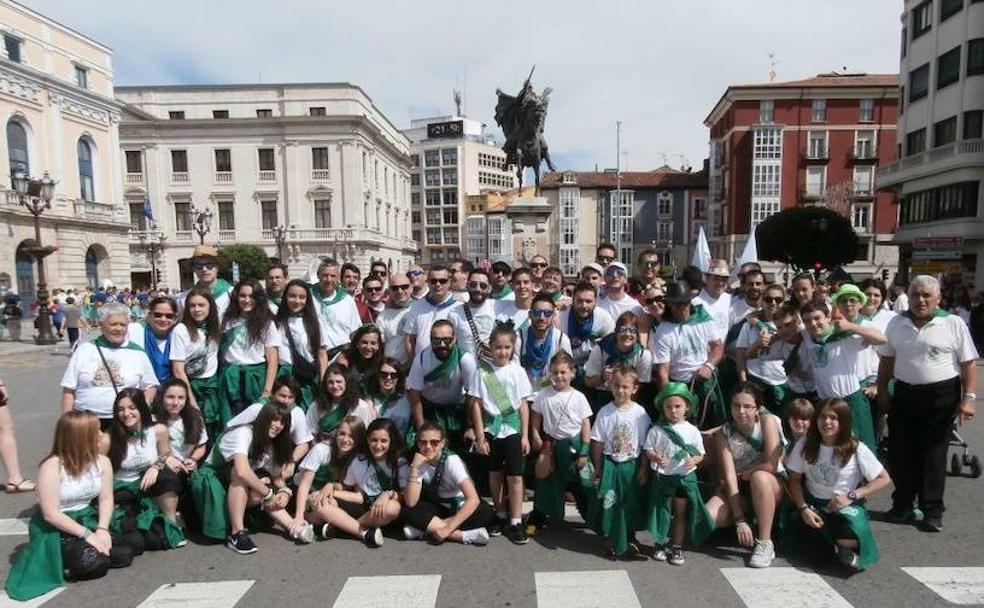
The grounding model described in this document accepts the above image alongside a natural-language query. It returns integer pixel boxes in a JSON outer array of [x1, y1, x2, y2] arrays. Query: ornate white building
[[0, 0, 129, 300], [117, 83, 416, 289]]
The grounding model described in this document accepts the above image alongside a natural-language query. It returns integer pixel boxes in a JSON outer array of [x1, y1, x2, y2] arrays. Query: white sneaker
[[748, 539, 775, 568], [462, 528, 490, 546], [652, 545, 668, 562], [295, 523, 315, 544], [403, 525, 426, 540]]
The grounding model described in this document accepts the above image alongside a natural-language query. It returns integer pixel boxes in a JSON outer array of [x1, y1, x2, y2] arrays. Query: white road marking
[[535, 570, 641, 608], [136, 580, 255, 608], [902, 567, 984, 605], [0, 519, 29, 536], [332, 575, 441, 608], [0, 588, 64, 608], [721, 567, 854, 608]]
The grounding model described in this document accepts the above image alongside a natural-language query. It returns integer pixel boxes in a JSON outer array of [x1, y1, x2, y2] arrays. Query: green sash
[[210, 278, 233, 300], [806, 493, 879, 570], [113, 479, 185, 549], [188, 463, 229, 540], [491, 284, 513, 300], [677, 303, 713, 326], [93, 335, 145, 352], [478, 362, 520, 437], [218, 322, 245, 356], [646, 471, 714, 545], [588, 457, 643, 556], [658, 424, 702, 468], [533, 436, 587, 522], [366, 460, 394, 505], [728, 422, 764, 452], [312, 462, 337, 492], [317, 403, 348, 436], [312, 284, 346, 307], [424, 347, 463, 383]]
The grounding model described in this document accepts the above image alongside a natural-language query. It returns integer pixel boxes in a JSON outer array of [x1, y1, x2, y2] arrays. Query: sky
[[26, 0, 902, 173]]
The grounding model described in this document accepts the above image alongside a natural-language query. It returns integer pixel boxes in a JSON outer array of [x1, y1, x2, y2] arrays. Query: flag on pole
[[142, 197, 154, 222], [691, 225, 712, 272], [730, 232, 759, 284]]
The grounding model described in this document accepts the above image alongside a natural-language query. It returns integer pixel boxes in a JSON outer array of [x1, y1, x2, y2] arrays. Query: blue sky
[[25, 0, 902, 172]]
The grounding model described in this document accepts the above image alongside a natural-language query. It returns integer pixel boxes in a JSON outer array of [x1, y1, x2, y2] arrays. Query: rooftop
[[540, 166, 708, 189]]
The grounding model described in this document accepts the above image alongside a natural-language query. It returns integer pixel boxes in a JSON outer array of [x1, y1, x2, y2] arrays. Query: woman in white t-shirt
[[584, 312, 653, 410], [786, 398, 891, 571], [217, 279, 280, 423], [306, 363, 377, 438], [274, 279, 328, 411], [170, 288, 221, 435], [150, 378, 207, 522], [365, 357, 413, 438], [735, 284, 790, 415], [402, 421, 495, 545]]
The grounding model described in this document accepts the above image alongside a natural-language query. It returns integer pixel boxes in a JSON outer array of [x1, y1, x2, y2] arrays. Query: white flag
[[691, 225, 711, 272], [730, 232, 759, 284]]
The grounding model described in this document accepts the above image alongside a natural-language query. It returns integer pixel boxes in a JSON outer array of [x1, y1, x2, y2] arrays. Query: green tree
[[756, 206, 858, 271], [219, 244, 272, 282]]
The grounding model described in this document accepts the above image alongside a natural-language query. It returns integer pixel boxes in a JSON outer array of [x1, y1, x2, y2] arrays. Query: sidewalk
[[0, 320, 75, 357]]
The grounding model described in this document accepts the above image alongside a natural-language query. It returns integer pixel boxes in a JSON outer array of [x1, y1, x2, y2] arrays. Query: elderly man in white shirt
[[876, 275, 978, 533]]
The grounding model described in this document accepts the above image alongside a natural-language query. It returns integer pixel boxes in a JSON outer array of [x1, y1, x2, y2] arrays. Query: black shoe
[[226, 531, 257, 555], [918, 516, 942, 533], [361, 526, 384, 548], [836, 546, 860, 570], [489, 517, 507, 537], [884, 506, 922, 524], [504, 523, 528, 545]]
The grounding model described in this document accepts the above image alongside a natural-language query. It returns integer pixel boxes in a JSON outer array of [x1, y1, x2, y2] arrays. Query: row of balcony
[[124, 169, 333, 186], [800, 183, 875, 199], [1, 189, 125, 223], [875, 139, 984, 188], [128, 226, 416, 250], [803, 145, 878, 163]]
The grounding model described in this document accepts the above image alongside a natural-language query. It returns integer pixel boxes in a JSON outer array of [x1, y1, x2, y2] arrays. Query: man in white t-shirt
[[450, 269, 497, 362], [309, 258, 362, 356], [494, 267, 535, 336], [559, 282, 615, 381], [695, 259, 732, 342], [376, 273, 414, 368], [404, 265, 461, 357], [597, 262, 644, 321], [175, 245, 233, 318], [876, 275, 978, 532]]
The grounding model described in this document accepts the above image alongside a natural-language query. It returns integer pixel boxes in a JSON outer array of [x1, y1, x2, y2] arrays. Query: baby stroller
[[949, 422, 982, 478]]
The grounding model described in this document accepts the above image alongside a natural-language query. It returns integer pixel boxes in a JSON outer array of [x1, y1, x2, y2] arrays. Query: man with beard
[[310, 258, 362, 359], [358, 274, 386, 324], [407, 320, 477, 450], [404, 265, 461, 357], [377, 272, 414, 367], [176, 245, 233, 317], [265, 264, 288, 313], [449, 259, 473, 303], [598, 262, 644, 321], [559, 282, 615, 384], [580, 263, 605, 294], [495, 267, 536, 336], [490, 261, 515, 301], [450, 269, 497, 362], [719, 269, 766, 396], [627, 249, 662, 306], [519, 293, 572, 397], [595, 243, 617, 269], [696, 259, 732, 342]]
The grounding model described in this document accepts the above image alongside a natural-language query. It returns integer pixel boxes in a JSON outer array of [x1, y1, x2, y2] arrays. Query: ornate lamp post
[[187, 205, 214, 244], [12, 171, 58, 345], [137, 230, 167, 290], [271, 224, 288, 263]]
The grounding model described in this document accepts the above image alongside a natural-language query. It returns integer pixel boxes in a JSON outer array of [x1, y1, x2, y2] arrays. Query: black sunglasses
[[429, 278, 450, 285]]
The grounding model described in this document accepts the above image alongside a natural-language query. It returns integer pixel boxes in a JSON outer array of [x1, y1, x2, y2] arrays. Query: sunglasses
[[645, 297, 665, 305], [152, 312, 176, 319], [428, 278, 450, 285], [389, 284, 410, 291], [430, 337, 454, 346], [530, 309, 553, 319], [763, 297, 784, 304], [378, 370, 399, 380], [531, 262, 547, 268], [364, 286, 383, 293], [642, 261, 660, 269], [468, 281, 490, 290], [598, 256, 615, 263], [407, 270, 424, 277], [616, 326, 638, 335], [605, 269, 626, 278], [417, 439, 443, 447], [192, 262, 217, 270]]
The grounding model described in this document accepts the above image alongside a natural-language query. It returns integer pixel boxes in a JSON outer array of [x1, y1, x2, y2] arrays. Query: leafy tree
[[219, 244, 271, 282], [756, 206, 858, 271]]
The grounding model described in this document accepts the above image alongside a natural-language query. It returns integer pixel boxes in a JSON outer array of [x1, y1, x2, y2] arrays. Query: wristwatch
[[847, 490, 859, 502]]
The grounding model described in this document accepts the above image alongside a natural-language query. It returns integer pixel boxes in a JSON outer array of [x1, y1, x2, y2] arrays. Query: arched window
[[85, 246, 102, 288], [7, 120, 29, 181], [78, 139, 94, 201]]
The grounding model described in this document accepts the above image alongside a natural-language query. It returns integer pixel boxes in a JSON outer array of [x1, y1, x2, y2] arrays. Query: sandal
[[4, 479, 36, 493]]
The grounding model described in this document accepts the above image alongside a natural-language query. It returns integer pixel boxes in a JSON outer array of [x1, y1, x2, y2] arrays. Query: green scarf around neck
[[424, 346, 463, 383]]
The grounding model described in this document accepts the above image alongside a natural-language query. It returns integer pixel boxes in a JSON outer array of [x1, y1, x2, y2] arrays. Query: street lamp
[[137, 230, 167, 291], [187, 205, 214, 244], [12, 171, 58, 345], [271, 224, 288, 263]]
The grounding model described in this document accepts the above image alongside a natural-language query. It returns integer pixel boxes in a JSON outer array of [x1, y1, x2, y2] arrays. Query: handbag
[[284, 323, 320, 384]]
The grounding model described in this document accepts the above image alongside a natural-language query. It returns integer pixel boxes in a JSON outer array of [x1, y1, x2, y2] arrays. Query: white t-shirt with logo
[[376, 305, 412, 365], [799, 330, 867, 399], [649, 317, 718, 383], [643, 420, 704, 476], [311, 287, 362, 350], [878, 312, 979, 385], [403, 296, 461, 357], [169, 323, 219, 379], [531, 386, 592, 440], [736, 321, 788, 386], [61, 342, 158, 418], [785, 440, 884, 500], [590, 402, 652, 462]]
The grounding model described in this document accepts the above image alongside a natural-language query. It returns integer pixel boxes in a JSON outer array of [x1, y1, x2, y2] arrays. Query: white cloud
[[24, 0, 901, 171]]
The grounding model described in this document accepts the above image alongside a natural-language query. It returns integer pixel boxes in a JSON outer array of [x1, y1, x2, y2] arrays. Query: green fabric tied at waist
[[844, 389, 876, 453], [424, 347, 463, 383], [806, 492, 879, 570], [647, 471, 715, 545], [587, 457, 644, 557], [113, 479, 185, 549], [189, 374, 220, 425], [312, 463, 337, 492], [217, 362, 268, 426], [534, 436, 588, 522], [189, 463, 229, 540]]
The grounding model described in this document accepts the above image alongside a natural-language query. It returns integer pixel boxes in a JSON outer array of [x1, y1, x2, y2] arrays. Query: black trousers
[[888, 376, 960, 518], [402, 497, 495, 532]]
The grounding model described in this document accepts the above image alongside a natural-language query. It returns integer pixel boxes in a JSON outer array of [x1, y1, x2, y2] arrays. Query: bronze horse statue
[[495, 68, 557, 194]]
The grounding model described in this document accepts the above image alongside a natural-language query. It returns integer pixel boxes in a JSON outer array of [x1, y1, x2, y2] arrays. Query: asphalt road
[[0, 350, 981, 608]]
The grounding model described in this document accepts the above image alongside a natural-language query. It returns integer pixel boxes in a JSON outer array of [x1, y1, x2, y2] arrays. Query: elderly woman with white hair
[[61, 302, 159, 432]]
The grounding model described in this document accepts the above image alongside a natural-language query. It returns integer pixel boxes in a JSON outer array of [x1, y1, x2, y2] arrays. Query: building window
[[3, 35, 21, 63], [309, 107, 326, 116], [851, 204, 872, 232], [934, 116, 958, 147], [811, 99, 826, 122], [807, 131, 827, 158], [442, 208, 458, 224], [656, 220, 672, 243], [909, 63, 930, 101], [443, 227, 459, 245], [125, 150, 143, 174], [311, 147, 329, 172], [969, 38, 984, 76], [426, 228, 441, 245], [214, 149, 232, 172], [441, 148, 457, 165], [260, 200, 277, 230], [855, 130, 876, 158], [256, 109, 272, 117], [424, 169, 440, 187], [442, 190, 457, 206], [168, 111, 185, 120], [425, 209, 441, 225], [487, 215, 511, 259], [899, 87, 905, 115], [410, 173, 420, 186], [410, 192, 421, 208], [218, 201, 235, 230], [805, 166, 825, 197], [6, 120, 29, 180], [911, 0, 932, 39], [657, 192, 673, 216], [906, 128, 927, 156], [171, 149, 188, 173], [901, 27, 908, 59], [558, 187, 580, 274], [693, 198, 708, 220], [129, 202, 146, 231], [77, 139, 94, 202], [174, 202, 191, 231], [424, 150, 440, 167], [940, 0, 963, 21], [853, 165, 874, 195], [899, 181, 979, 224], [937, 45, 961, 89], [212, 110, 229, 119], [752, 163, 781, 197], [859, 99, 874, 122], [424, 190, 441, 207], [608, 190, 634, 263], [257, 148, 275, 172], [312, 199, 331, 229], [442, 168, 457, 186], [751, 200, 780, 229], [753, 127, 781, 159], [758, 100, 774, 124], [410, 154, 419, 167], [75, 66, 88, 89], [466, 216, 487, 260], [964, 110, 983, 139]]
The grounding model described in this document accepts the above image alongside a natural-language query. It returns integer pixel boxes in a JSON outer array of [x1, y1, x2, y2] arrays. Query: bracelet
[[965, 392, 977, 400], [735, 518, 748, 526], [96, 526, 110, 532], [262, 488, 274, 502], [408, 477, 421, 484], [276, 486, 293, 497], [79, 528, 92, 539], [798, 504, 810, 511]]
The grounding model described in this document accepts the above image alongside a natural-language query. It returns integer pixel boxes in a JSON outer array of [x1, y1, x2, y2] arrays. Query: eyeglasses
[[192, 261, 216, 270], [531, 262, 547, 269], [605, 269, 626, 278], [428, 278, 450, 286], [468, 281, 490, 290], [616, 326, 638, 335], [430, 337, 454, 346], [645, 297, 665, 305], [763, 297, 784, 304], [417, 439, 443, 447], [378, 371, 399, 380], [642, 261, 659, 269], [152, 312, 176, 319], [389, 284, 410, 291], [364, 286, 383, 293], [598, 255, 615, 264], [530, 309, 553, 319], [407, 270, 424, 278]]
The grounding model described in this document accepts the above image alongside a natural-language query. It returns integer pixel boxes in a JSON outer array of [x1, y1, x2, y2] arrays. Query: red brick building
[[703, 72, 900, 279]]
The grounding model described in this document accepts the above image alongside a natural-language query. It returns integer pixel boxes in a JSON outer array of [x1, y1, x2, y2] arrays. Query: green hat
[[654, 381, 697, 417], [832, 283, 867, 307]]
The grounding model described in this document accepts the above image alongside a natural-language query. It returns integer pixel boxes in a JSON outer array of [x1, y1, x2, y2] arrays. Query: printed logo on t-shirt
[[93, 357, 123, 387], [611, 421, 636, 459], [186, 347, 208, 378], [809, 460, 840, 487]]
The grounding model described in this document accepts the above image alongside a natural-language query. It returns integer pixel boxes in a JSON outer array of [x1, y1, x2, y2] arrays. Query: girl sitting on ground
[[150, 378, 207, 523]]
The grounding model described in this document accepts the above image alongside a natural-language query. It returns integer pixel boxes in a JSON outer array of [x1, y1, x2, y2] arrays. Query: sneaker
[[403, 525, 426, 541], [652, 545, 668, 562], [885, 506, 923, 524], [504, 523, 529, 545], [918, 515, 943, 533], [316, 523, 332, 540], [361, 526, 383, 548], [226, 530, 258, 555], [295, 523, 315, 544], [836, 546, 860, 570], [175, 538, 188, 548], [747, 539, 775, 568], [668, 546, 685, 566], [489, 517, 507, 537], [462, 528, 490, 546]]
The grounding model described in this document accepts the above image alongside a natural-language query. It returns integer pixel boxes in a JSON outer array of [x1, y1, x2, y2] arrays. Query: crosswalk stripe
[[535, 570, 641, 608], [901, 567, 984, 605], [0, 588, 63, 608], [136, 580, 255, 608], [721, 568, 853, 608], [332, 575, 441, 608], [0, 519, 28, 536]]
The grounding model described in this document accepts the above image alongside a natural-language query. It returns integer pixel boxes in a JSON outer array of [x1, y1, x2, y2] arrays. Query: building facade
[[540, 167, 708, 277], [0, 0, 129, 300], [403, 115, 516, 265], [463, 187, 555, 267], [704, 73, 900, 281], [875, 0, 984, 289], [117, 84, 416, 289]]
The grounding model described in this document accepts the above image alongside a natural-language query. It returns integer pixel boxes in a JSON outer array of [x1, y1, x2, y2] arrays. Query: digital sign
[[427, 120, 463, 139]]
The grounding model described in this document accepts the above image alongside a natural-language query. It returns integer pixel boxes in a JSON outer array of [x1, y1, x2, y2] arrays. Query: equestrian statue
[[494, 67, 557, 194]]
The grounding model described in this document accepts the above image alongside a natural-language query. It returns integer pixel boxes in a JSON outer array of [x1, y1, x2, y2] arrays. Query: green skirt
[[646, 471, 714, 546], [113, 479, 185, 549], [588, 457, 644, 556], [534, 436, 588, 523], [806, 493, 879, 570], [188, 463, 230, 540], [217, 362, 268, 426], [190, 375, 220, 426], [844, 390, 876, 453]]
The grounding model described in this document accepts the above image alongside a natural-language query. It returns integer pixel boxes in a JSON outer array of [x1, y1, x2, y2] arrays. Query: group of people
[[2, 242, 979, 602]]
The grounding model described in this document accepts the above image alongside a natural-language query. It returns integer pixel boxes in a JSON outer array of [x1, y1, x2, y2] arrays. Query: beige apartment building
[[0, 0, 129, 300]]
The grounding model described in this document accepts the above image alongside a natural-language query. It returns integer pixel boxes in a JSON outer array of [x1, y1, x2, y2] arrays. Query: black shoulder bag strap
[[462, 305, 492, 362], [95, 344, 120, 395]]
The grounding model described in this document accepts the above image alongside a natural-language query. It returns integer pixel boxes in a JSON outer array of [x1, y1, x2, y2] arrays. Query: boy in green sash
[[643, 382, 714, 566]]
